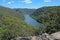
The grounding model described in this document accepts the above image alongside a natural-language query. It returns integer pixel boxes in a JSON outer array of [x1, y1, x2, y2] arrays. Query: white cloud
[[23, 0, 32, 4], [7, 1, 14, 4], [7, 2, 11, 4], [44, 0, 51, 2]]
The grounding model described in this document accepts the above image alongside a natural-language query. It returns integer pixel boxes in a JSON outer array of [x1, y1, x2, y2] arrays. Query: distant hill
[[0, 6, 24, 20], [31, 6, 60, 20], [14, 8, 36, 14], [31, 6, 60, 34]]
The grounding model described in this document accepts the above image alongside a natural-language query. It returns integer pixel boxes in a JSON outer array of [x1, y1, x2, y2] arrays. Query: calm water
[[24, 14, 41, 27]]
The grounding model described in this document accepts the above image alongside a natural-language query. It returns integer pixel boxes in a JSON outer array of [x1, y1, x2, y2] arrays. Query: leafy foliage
[[14, 8, 36, 14], [31, 6, 60, 34], [0, 6, 36, 40]]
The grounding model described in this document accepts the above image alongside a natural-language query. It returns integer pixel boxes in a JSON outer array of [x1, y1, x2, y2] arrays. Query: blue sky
[[0, 0, 60, 9]]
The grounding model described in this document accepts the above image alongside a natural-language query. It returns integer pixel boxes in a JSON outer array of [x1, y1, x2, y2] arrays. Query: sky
[[0, 0, 60, 9]]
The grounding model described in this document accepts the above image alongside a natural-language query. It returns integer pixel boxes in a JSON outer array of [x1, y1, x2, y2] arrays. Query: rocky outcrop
[[41, 33, 54, 40], [11, 32, 60, 40], [51, 32, 60, 40], [11, 37, 31, 40]]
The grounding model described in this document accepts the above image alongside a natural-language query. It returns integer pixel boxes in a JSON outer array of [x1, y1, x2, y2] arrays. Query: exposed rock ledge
[[11, 32, 60, 40]]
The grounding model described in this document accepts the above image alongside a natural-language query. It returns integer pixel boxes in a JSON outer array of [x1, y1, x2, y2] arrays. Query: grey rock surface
[[11, 32, 60, 40], [51, 32, 60, 40]]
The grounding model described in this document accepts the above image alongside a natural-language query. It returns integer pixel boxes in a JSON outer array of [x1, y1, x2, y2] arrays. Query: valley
[[0, 6, 60, 40]]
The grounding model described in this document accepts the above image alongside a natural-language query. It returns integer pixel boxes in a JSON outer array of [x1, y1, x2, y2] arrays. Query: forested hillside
[[0, 6, 37, 40], [31, 6, 60, 34], [1, 6, 60, 40], [0, 6, 25, 20], [14, 8, 36, 14]]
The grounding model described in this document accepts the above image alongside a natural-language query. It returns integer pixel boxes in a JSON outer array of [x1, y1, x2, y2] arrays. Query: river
[[24, 14, 41, 28]]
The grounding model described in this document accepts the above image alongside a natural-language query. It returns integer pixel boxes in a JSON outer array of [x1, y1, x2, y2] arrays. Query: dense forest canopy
[[31, 6, 60, 34], [14, 8, 36, 14], [0, 6, 60, 40], [0, 6, 37, 40]]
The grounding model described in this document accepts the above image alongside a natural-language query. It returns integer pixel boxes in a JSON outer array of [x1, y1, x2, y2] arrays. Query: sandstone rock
[[41, 33, 54, 40], [31, 36, 37, 40], [11, 32, 60, 40], [11, 37, 31, 40], [51, 32, 60, 40]]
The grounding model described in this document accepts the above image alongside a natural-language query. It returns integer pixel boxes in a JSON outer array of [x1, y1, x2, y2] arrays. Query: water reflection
[[24, 14, 41, 27]]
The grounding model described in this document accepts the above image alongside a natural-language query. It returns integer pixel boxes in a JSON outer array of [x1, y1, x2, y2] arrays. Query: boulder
[[11, 37, 31, 40], [31, 36, 37, 40], [31, 33, 54, 40], [51, 32, 60, 40], [41, 33, 54, 40], [11, 32, 60, 40]]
